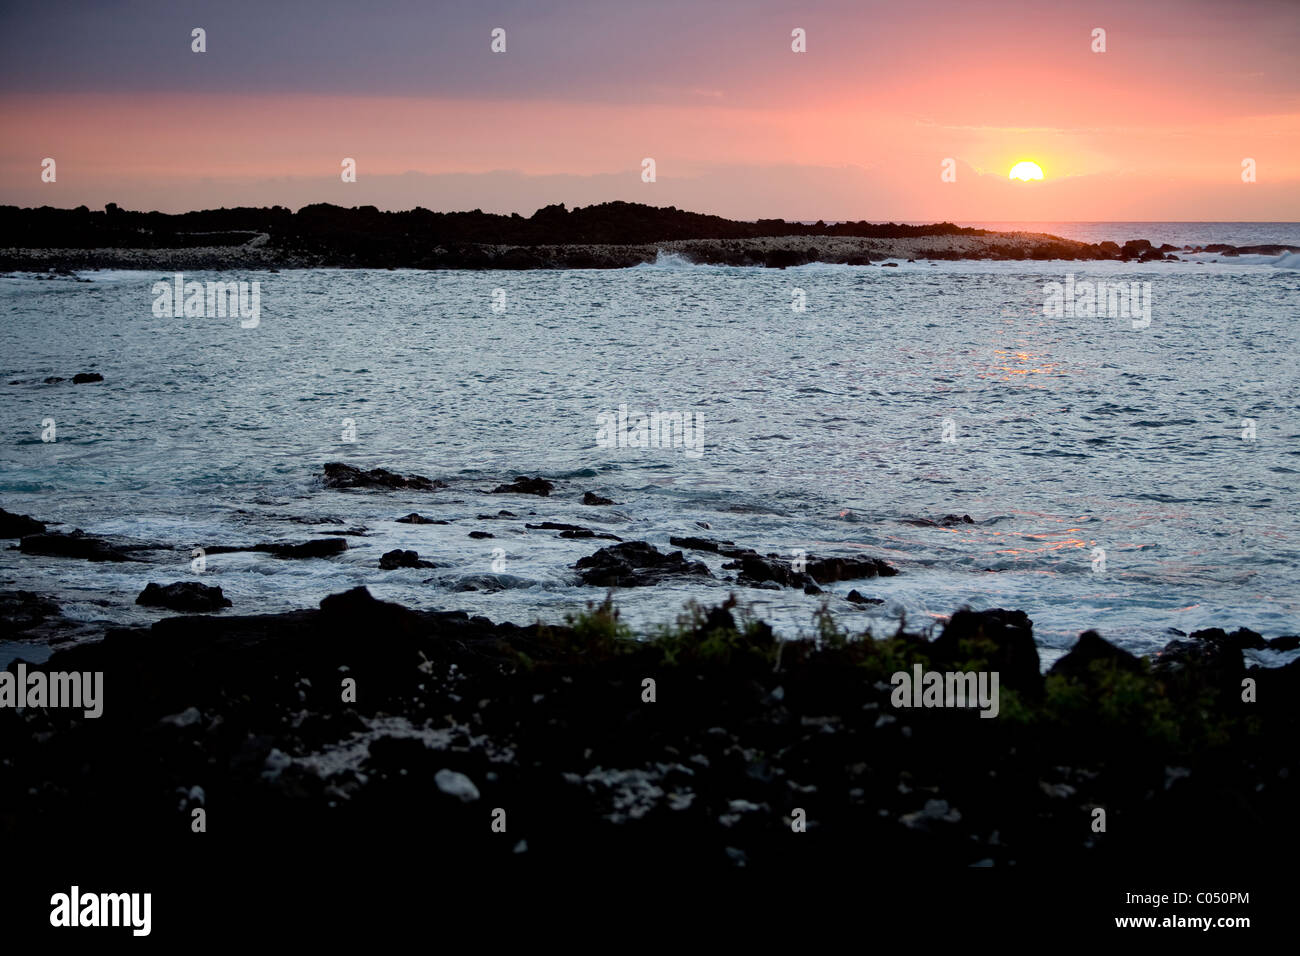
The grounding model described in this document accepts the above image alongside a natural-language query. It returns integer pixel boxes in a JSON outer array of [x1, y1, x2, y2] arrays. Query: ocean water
[[964, 222, 1300, 248], [2, 250, 1299, 668]]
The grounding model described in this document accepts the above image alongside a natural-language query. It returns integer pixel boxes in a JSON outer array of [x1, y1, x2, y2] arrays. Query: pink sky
[[1, 0, 1296, 220]]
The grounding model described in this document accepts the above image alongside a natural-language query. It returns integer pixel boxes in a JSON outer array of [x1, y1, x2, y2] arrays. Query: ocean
[[3, 229, 1298, 669]]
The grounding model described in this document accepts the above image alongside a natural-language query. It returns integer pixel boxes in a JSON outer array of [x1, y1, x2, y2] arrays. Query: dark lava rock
[[669, 535, 738, 554], [806, 555, 898, 583], [72, 372, 103, 384], [205, 539, 348, 559], [0, 590, 62, 633], [264, 539, 348, 559], [0, 508, 46, 538], [574, 541, 711, 587], [1155, 638, 1244, 678], [1269, 635, 1300, 651], [378, 549, 436, 570], [396, 513, 446, 525], [323, 463, 446, 491], [559, 529, 622, 540], [468, 531, 495, 539], [1188, 627, 1267, 651], [1048, 630, 1142, 681], [525, 522, 621, 540], [930, 608, 1042, 697], [846, 590, 883, 605], [723, 550, 897, 590], [136, 581, 232, 612], [19, 530, 134, 562], [490, 476, 554, 496], [582, 492, 614, 506], [1121, 239, 1153, 259]]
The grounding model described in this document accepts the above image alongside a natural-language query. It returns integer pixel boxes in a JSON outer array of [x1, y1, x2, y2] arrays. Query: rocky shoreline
[[7, 234, 1298, 272], [4, 201, 1296, 270], [3, 567, 1296, 873]]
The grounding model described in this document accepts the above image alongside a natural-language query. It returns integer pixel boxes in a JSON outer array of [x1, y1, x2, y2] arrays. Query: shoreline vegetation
[[2, 479, 1298, 870], [3, 201, 1297, 271], [2, 584, 1296, 870]]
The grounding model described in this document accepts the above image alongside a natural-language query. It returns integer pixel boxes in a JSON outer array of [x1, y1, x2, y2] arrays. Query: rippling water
[[2, 255, 1298, 666]]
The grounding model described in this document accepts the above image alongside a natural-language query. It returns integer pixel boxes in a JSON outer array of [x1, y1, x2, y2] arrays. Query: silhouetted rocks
[[490, 476, 554, 496], [379, 549, 436, 570], [0, 508, 45, 538], [468, 531, 494, 539], [930, 608, 1042, 698], [396, 513, 446, 524], [323, 463, 446, 491], [582, 492, 614, 506], [1048, 630, 1142, 682], [3, 588, 1294, 875], [19, 531, 135, 562], [574, 541, 711, 587], [136, 581, 232, 612], [1188, 626, 1267, 651], [15, 201, 1273, 272], [72, 372, 103, 384], [1154, 638, 1244, 690]]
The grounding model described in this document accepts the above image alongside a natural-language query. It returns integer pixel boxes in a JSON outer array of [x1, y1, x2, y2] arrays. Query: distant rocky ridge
[[4, 201, 1293, 270]]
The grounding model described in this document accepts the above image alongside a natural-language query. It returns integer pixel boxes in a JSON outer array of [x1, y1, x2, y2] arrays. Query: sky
[[1, 0, 1297, 221]]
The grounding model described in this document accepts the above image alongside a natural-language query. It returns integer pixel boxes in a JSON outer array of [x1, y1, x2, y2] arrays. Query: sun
[[1009, 161, 1044, 182]]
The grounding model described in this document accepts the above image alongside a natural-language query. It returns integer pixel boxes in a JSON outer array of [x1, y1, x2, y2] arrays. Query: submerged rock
[[136, 581, 232, 612], [903, 514, 974, 528], [582, 492, 614, 506], [19, 530, 135, 562]]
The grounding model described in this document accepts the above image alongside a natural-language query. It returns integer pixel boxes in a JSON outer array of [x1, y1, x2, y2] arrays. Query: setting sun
[[1009, 161, 1044, 181]]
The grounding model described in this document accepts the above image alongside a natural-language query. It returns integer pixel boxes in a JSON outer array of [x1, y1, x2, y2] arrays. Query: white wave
[[630, 250, 713, 270], [1269, 252, 1300, 269]]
